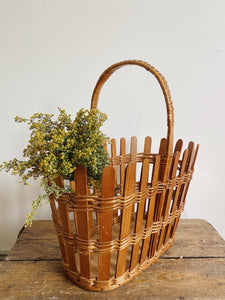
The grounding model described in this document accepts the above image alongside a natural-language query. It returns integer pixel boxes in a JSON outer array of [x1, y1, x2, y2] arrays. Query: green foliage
[[0, 108, 110, 226]]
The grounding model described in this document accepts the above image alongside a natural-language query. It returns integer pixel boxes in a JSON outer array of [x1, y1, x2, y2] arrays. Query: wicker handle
[[91, 60, 174, 159]]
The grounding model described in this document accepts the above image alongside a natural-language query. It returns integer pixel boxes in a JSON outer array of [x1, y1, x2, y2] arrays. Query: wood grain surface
[[1, 219, 225, 299]]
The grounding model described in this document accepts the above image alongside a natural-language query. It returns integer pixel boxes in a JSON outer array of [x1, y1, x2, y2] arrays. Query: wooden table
[[1, 219, 225, 299]]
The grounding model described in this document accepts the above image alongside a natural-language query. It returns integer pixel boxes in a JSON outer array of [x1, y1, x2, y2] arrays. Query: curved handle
[[91, 60, 174, 161]]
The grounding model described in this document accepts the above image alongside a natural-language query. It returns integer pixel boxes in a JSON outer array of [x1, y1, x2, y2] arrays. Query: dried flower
[[1, 108, 110, 225]]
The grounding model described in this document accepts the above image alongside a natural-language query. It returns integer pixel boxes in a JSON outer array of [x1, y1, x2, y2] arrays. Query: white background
[[0, 0, 225, 251]]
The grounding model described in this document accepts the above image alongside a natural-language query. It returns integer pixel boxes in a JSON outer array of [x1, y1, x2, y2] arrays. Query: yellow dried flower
[[1, 107, 110, 225]]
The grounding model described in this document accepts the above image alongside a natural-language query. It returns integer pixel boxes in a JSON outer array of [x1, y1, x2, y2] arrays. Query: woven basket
[[49, 60, 199, 291]]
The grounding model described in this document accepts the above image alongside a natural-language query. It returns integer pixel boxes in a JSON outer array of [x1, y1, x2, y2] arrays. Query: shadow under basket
[[49, 60, 199, 291]]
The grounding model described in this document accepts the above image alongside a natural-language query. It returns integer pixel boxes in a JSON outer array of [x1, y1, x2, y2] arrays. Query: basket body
[[50, 137, 198, 291], [49, 60, 199, 291]]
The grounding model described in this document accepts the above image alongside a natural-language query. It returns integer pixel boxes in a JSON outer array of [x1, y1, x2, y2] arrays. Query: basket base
[[62, 236, 175, 291]]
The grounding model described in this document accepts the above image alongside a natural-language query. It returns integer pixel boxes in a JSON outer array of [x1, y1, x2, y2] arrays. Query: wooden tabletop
[[1, 219, 225, 299]]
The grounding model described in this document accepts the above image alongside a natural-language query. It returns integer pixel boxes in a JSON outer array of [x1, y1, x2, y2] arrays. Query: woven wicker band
[[53, 204, 184, 255]]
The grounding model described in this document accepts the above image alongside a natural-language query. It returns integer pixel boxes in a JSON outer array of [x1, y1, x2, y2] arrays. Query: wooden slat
[[115, 163, 136, 278], [192, 144, 199, 170], [129, 159, 150, 270], [74, 165, 91, 278], [55, 176, 77, 272], [58, 202, 72, 237], [158, 137, 168, 183], [48, 178, 67, 263], [129, 136, 151, 271], [111, 138, 117, 158], [152, 140, 184, 253], [156, 151, 181, 251], [58, 202, 77, 272], [70, 180, 79, 234], [164, 149, 189, 244], [130, 136, 137, 162], [143, 136, 152, 154], [112, 137, 126, 224], [111, 138, 117, 222], [49, 194, 59, 225], [49, 194, 68, 263], [149, 138, 169, 258], [130, 136, 137, 214], [159, 138, 167, 157], [181, 143, 199, 206], [111, 138, 117, 184], [170, 138, 183, 177], [174, 139, 183, 153], [98, 166, 115, 280], [70, 181, 76, 192], [54, 176, 64, 189], [120, 137, 126, 190], [139, 155, 160, 264], [170, 142, 198, 239]]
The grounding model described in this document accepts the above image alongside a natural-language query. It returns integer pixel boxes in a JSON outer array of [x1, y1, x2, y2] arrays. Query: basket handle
[[91, 60, 174, 162]]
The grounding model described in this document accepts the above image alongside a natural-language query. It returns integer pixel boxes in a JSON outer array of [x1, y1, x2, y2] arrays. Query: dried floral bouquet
[[0, 108, 110, 226]]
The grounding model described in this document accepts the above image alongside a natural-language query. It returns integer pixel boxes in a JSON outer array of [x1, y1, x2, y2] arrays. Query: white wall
[[0, 0, 225, 251]]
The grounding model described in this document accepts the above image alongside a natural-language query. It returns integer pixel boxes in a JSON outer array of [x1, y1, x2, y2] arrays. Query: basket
[[49, 60, 199, 291]]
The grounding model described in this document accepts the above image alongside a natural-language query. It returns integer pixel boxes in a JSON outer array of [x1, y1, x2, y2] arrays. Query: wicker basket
[[49, 60, 199, 291]]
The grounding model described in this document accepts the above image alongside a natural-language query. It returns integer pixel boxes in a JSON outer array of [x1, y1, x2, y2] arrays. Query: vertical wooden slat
[[70, 181, 76, 193], [156, 151, 181, 251], [88, 210, 95, 231], [143, 136, 152, 154], [148, 137, 169, 258], [98, 166, 115, 281], [159, 138, 167, 158], [58, 203, 77, 272], [55, 176, 77, 272], [171, 138, 183, 176], [158, 138, 168, 181], [170, 143, 199, 239], [74, 166, 91, 278], [111, 138, 117, 183], [54, 176, 64, 189], [111, 138, 117, 157], [130, 136, 137, 214], [129, 136, 151, 271], [115, 163, 136, 278], [120, 137, 126, 191], [112, 137, 126, 224], [48, 184, 59, 226], [130, 136, 137, 162], [158, 139, 183, 249], [180, 143, 199, 206], [87, 178, 94, 230], [48, 190, 68, 263], [49, 196, 58, 225], [129, 159, 150, 270], [174, 139, 183, 153], [139, 155, 160, 264], [164, 149, 189, 244], [58, 201, 72, 233], [48, 178, 67, 261], [70, 180, 79, 235], [111, 138, 117, 222]]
